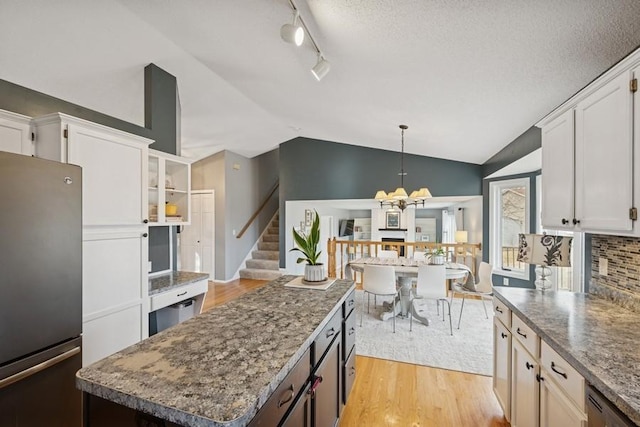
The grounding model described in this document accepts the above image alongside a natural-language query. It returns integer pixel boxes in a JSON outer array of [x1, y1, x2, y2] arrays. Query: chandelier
[[374, 124, 432, 211]]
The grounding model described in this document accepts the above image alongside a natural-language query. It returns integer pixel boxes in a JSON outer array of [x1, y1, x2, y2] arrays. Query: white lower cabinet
[[511, 339, 539, 427], [493, 309, 511, 421], [539, 369, 587, 427]]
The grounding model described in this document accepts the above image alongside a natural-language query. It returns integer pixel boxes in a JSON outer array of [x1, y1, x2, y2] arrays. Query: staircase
[[239, 213, 283, 280]]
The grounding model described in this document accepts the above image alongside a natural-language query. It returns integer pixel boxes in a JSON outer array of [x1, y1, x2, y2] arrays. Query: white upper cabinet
[[541, 110, 575, 229], [33, 114, 151, 227], [0, 109, 33, 156], [148, 148, 191, 226], [539, 49, 639, 236], [575, 71, 634, 232]]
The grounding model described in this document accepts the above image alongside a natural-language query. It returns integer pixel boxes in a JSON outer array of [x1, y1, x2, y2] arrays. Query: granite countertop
[[149, 271, 210, 296], [494, 287, 640, 425], [77, 275, 355, 427]]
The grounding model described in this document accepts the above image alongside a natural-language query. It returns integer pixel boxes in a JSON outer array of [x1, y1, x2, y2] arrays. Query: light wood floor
[[204, 279, 509, 427]]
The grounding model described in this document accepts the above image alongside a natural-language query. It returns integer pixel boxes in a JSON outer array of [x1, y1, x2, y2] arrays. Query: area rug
[[354, 289, 493, 376]]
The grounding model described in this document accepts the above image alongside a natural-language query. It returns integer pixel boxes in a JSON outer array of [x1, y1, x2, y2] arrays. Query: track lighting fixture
[[311, 55, 331, 81], [280, 11, 304, 46], [282, 0, 330, 81]]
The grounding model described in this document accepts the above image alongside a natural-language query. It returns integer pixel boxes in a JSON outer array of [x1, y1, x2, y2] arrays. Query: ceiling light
[[311, 56, 331, 81], [374, 125, 432, 211], [280, 12, 304, 46]]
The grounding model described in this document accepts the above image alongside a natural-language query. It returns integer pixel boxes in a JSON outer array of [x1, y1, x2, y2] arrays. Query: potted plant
[[429, 247, 447, 265], [290, 210, 325, 282]]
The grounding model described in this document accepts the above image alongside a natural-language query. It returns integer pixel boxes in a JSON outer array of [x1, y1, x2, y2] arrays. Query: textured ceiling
[[2, 1, 640, 163]]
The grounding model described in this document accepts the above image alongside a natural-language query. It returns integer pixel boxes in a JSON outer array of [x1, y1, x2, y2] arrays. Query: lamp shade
[[517, 234, 572, 267], [455, 230, 468, 244], [374, 190, 388, 200]]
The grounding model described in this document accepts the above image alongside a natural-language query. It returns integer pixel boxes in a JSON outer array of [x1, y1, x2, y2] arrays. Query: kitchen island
[[77, 275, 356, 427], [494, 287, 640, 425]]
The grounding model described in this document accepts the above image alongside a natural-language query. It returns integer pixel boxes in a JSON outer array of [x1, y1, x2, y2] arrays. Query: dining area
[[344, 252, 494, 336]]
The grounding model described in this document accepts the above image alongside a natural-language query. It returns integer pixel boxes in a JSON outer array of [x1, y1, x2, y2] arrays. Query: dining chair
[[413, 251, 427, 262], [361, 265, 399, 333], [452, 262, 494, 329], [377, 249, 399, 259], [411, 264, 451, 335]]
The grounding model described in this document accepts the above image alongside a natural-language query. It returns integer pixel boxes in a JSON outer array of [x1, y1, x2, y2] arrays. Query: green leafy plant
[[290, 211, 322, 265], [431, 247, 446, 256]]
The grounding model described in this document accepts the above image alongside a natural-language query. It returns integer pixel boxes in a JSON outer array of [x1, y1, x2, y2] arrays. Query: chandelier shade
[[374, 125, 432, 211]]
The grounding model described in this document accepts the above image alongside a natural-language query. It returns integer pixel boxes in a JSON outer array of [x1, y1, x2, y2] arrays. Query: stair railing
[[236, 180, 279, 239]]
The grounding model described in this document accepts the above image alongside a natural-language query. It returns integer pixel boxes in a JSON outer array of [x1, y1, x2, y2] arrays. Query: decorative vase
[[304, 264, 325, 282], [430, 255, 445, 265]]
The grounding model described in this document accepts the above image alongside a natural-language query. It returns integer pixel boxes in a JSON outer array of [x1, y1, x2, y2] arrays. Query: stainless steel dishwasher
[[586, 385, 637, 427]]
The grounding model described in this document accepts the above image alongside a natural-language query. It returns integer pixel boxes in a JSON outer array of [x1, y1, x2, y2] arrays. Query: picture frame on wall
[[304, 209, 313, 226], [386, 211, 400, 229]]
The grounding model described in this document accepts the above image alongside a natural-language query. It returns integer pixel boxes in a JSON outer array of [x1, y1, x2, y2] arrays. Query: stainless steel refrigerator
[[0, 151, 82, 426]]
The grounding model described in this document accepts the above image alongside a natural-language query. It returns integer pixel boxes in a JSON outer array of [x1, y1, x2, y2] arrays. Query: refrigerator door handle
[[0, 346, 81, 390]]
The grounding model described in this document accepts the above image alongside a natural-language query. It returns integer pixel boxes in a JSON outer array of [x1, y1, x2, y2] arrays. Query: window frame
[[489, 177, 531, 280]]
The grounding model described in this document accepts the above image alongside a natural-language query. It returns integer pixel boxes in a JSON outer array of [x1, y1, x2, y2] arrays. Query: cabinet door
[[575, 71, 634, 231], [0, 111, 32, 156], [541, 109, 575, 229], [510, 339, 539, 427], [493, 317, 511, 421], [67, 124, 146, 226], [539, 369, 587, 427], [280, 384, 312, 427], [312, 337, 341, 427]]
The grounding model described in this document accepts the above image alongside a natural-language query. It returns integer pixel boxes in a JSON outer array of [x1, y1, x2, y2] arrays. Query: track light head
[[311, 56, 331, 81], [280, 12, 304, 46]]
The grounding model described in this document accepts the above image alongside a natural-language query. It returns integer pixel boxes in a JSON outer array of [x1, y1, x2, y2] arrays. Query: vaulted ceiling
[[1, 1, 640, 163]]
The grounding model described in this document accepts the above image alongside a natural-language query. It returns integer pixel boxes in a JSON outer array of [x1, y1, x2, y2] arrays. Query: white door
[[0, 111, 32, 156], [180, 191, 215, 276], [510, 339, 539, 427], [493, 317, 511, 421], [574, 71, 634, 231], [541, 109, 575, 230], [67, 124, 146, 227]]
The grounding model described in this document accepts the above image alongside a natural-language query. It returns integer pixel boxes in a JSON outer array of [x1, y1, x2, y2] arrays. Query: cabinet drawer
[[248, 348, 311, 427], [512, 314, 539, 358], [313, 309, 342, 366], [343, 347, 356, 405], [493, 297, 511, 328], [342, 309, 356, 361], [343, 290, 356, 318], [541, 340, 585, 412], [149, 280, 208, 312]]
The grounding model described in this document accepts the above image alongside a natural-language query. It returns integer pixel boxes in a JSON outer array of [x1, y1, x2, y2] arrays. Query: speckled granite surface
[[149, 271, 210, 295], [494, 287, 640, 426], [77, 275, 355, 427]]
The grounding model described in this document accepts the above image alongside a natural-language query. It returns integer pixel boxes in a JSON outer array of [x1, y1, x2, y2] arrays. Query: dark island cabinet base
[[83, 394, 182, 427]]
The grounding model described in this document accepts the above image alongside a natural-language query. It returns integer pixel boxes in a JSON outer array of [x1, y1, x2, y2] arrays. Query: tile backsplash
[[591, 234, 640, 312]]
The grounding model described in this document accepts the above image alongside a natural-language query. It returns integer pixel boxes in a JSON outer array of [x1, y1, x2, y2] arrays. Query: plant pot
[[429, 255, 445, 265], [304, 264, 325, 282]]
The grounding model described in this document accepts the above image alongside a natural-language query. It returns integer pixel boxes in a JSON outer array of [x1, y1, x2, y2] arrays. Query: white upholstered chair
[[410, 264, 452, 335], [412, 251, 427, 262], [377, 249, 399, 259], [361, 265, 399, 333], [452, 262, 494, 329]]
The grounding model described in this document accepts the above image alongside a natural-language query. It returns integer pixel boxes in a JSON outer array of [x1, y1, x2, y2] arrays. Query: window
[[490, 178, 530, 279]]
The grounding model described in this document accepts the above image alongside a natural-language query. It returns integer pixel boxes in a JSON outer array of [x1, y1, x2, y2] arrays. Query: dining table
[[345, 257, 471, 326]]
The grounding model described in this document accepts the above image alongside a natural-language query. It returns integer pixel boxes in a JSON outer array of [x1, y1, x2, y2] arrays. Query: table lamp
[[516, 233, 572, 291], [455, 230, 468, 257]]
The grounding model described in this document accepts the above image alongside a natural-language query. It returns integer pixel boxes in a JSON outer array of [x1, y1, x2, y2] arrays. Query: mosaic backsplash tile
[[591, 234, 640, 312]]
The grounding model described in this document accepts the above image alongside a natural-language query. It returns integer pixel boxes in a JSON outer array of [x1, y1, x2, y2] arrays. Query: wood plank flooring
[[203, 278, 509, 427]]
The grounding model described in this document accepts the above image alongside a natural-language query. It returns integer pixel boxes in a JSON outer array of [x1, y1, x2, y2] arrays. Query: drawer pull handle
[[551, 361, 568, 379], [308, 375, 323, 399], [501, 332, 507, 339], [177, 291, 187, 297], [525, 362, 533, 370], [326, 328, 336, 338], [495, 307, 503, 313], [277, 385, 295, 408], [516, 328, 527, 339], [349, 327, 355, 336]]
